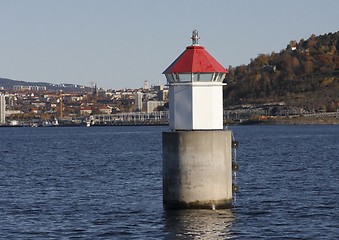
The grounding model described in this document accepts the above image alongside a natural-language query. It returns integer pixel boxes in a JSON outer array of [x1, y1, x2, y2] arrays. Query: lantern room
[[163, 30, 228, 131]]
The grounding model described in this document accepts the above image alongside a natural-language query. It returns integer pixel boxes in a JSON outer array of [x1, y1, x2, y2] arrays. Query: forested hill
[[224, 31, 339, 112]]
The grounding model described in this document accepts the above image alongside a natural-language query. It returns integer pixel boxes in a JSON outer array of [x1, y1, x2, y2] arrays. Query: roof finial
[[191, 29, 199, 46]]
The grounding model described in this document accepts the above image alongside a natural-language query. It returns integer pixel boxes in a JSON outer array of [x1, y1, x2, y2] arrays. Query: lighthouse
[[162, 30, 233, 209]]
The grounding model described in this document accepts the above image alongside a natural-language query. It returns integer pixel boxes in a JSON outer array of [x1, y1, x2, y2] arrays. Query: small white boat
[[42, 119, 59, 127]]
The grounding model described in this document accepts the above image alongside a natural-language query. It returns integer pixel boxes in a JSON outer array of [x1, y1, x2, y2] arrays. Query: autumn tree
[[304, 61, 314, 75]]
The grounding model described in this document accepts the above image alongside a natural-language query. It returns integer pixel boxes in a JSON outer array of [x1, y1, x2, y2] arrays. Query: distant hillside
[[0, 77, 91, 92], [0, 77, 49, 89], [224, 31, 339, 112]]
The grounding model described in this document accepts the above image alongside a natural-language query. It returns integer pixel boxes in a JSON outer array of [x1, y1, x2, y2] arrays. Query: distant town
[[0, 80, 169, 127]]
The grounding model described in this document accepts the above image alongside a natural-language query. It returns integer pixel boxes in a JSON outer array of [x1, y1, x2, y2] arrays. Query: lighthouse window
[[221, 73, 226, 82], [172, 74, 178, 82], [214, 73, 219, 81], [211, 73, 216, 81], [165, 74, 174, 83], [214, 73, 224, 82], [175, 73, 180, 82], [199, 73, 213, 81], [192, 73, 199, 82], [179, 74, 192, 82], [213, 73, 225, 82]]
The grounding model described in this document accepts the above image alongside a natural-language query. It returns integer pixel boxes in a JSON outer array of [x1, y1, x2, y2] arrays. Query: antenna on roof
[[191, 29, 199, 46]]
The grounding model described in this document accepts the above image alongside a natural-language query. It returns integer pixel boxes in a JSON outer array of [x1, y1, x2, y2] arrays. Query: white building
[[134, 92, 143, 111], [13, 85, 47, 91], [143, 80, 149, 90], [0, 94, 5, 124], [143, 100, 165, 113]]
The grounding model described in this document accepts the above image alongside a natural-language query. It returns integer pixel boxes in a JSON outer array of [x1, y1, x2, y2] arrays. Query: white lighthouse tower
[[163, 30, 227, 131], [162, 30, 233, 209]]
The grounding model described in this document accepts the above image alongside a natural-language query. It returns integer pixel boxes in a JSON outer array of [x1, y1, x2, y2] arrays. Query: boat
[[86, 121, 91, 127], [42, 119, 59, 127]]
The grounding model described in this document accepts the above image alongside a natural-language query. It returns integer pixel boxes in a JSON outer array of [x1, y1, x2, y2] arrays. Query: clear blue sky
[[1, 0, 338, 90]]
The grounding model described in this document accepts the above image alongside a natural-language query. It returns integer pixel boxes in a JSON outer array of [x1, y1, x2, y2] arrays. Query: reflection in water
[[162, 209, 235, 239]]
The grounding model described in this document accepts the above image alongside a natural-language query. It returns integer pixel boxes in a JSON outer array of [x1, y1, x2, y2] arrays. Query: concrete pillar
[[162, 130, 232, 209]]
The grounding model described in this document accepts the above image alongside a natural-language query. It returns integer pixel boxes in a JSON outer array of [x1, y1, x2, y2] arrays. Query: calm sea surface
[[0, 125, 338, 239]]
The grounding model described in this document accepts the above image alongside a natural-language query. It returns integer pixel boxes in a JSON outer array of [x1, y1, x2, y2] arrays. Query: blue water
[[0, 125, 338, 239]]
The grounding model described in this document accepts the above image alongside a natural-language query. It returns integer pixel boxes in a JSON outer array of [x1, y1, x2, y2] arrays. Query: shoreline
[[1, 116, 339, 127], [232, 116, 339, 125]]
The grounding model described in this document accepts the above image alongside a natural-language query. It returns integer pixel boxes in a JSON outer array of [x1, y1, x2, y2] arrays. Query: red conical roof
[[163, 45, 228, 74]]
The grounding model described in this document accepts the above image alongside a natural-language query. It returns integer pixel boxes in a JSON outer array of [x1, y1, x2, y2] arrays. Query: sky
[[0, 0, 338, 90]]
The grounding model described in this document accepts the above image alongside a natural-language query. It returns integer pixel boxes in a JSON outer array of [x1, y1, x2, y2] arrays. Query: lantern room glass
[[165, 73, 225, 83]]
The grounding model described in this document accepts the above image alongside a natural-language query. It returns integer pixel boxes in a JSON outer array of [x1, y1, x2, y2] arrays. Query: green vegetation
[[224, 31, 339, 112]]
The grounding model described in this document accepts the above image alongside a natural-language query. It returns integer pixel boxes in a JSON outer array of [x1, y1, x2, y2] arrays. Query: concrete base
[[162, 130, 232, 210]]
